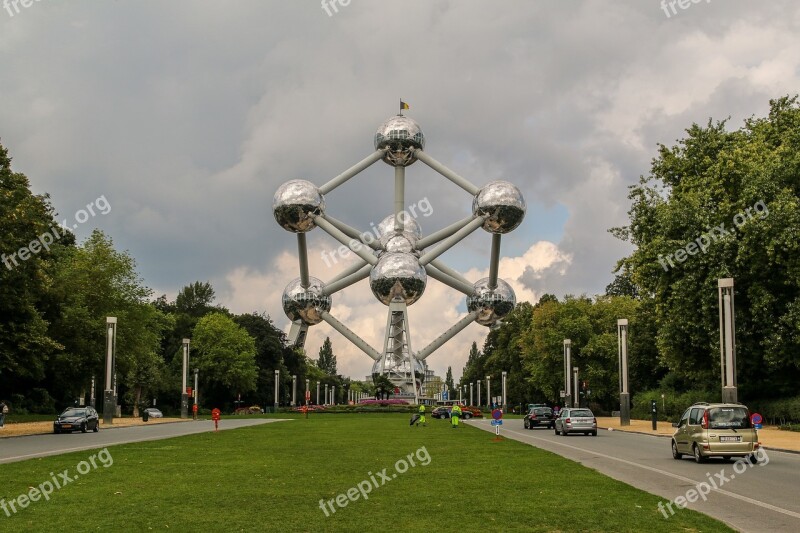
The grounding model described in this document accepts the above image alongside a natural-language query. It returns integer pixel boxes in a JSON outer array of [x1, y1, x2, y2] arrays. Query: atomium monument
[[273, 111, 525, 402]]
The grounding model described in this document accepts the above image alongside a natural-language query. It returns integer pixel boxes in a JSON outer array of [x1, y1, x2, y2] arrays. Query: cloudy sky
[[2, 0, 799, 382]]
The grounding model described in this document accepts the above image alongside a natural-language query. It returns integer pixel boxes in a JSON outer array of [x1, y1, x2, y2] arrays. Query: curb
[[598, 425, 800, 455], [0, 419, 195, 440]]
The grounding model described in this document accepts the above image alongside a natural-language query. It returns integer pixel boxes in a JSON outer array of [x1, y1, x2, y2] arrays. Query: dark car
[[54, 407, 100, 434], [524, 407, 555, 429], [431, 406, 476, 420]]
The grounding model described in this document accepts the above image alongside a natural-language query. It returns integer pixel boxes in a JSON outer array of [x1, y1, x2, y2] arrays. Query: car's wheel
[[554, 426, 559, 435], [671, 441, 682, 460], [591, 431, 597, 436], [748, 453, 759, 465], [693, 444, 706, 463], [561, 428, 567, 436], [81, 422, 88, 433], [93, 422, 99, 432], [54, 428, 60, 434]]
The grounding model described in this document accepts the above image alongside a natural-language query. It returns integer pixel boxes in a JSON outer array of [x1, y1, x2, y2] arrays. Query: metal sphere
[[374, 115, 425, 167], [281, 277, 331, 326], [472, 180, 526, 234], [369, 252, 427, 306], [273, 180, 325, 233], [376, 214, 422, 240], [380, 232, 417, 254], [466, 278, 516, 327]]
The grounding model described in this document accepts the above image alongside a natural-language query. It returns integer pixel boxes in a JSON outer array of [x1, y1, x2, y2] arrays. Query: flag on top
[[400, 100, 410, 114]]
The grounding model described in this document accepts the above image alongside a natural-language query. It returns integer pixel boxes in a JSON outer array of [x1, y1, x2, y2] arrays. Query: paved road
[[467, 418, 800, 533], [0, 419, 287, 464]]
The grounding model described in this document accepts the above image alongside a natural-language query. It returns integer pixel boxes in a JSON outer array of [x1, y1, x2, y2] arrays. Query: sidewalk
[[596, 417, 800, 453], [0, 417, 191, 438]]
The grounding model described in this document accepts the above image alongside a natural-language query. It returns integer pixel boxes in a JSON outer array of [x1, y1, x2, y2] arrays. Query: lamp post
[[194, 368, 199, 420], [103, 317, 117, 424], [470, 382, 473, 406], [718, 278, 737, 403], [292, 375, 297, 407], [563, 339, 572, 408], [306, 378, 310, 406], [332, 385, 336, 405], [501, 371, 507, 411], [617, 319, 630, 426], [274, 369, 280, 411], [486, 376, 491, 408], [316, 381, 320, 405], [90, 376, 96, 408], [325, 384, 329, 405], [181, 339, 190, 419], [476, 381, 481, 407], [573, 367, 580, 409]]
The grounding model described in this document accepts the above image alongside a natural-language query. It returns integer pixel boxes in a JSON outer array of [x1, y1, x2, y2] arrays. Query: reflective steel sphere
[[369, 252, 427, 305], [472, 180, 526, 234], [273, 180, 325, 233], [376, 214, 422, 240], [466, 278, 516, 327], [381, 232, 417, 254], [281, 277, 331, 326], [374, 115, 425, 167]]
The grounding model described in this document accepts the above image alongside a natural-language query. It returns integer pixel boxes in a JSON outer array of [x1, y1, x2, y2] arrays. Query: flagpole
[[400, 98, 403, 116]]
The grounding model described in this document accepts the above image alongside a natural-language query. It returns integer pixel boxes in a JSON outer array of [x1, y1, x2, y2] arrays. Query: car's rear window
[[570, 409, 593, 417], [534, 408, 551, 415], [708, 407, 751, 429]]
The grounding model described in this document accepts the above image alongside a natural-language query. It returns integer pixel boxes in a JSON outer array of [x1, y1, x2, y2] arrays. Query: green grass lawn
[[0, 414, 732, 532]]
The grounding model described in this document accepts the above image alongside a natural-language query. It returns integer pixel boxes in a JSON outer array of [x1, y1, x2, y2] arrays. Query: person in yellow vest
[[451, 404, 462, 428], [416, 404, 427, 427]]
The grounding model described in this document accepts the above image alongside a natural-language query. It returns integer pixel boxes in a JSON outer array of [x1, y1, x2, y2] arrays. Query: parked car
[[671, 402, 761, 463], [554, 408, 597, 436], [54, 407, 100, 434], [144, 408, 163, 418], [431, 406, 478, 419], [524, 407, 554, 429]]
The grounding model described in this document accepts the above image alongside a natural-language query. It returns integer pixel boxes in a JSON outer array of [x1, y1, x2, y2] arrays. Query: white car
[[554, 408, 597, 436]]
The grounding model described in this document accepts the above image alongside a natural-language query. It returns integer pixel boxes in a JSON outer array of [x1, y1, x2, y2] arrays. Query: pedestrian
[[416, 404, 427, 427], [211, 407, 221, 432], [451, 403, 462, 428], [0, 400, 8, 428]]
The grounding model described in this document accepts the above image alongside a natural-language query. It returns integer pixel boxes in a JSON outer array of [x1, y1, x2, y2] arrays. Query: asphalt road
[[466, 418, 800, 533], [0, 419, 286, 464]]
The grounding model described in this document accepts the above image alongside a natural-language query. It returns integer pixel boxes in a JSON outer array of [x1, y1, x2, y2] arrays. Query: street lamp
[[617, 319, 630, 426], [316, 381, 320, 405], [193, 368, 199, 420], [103, 317, 117, 425], [274, 369, 280, 411], [718, 278, 737, 403], [563, 339, 572, 408], [486, 376, 491, 408], [181, 339, 190, 419], [470, 382, 474, 406], [292, 374, 297, 407], [324, 383, 329, 405], [501, 371, 507, 411], [573, 367, 580, 409]]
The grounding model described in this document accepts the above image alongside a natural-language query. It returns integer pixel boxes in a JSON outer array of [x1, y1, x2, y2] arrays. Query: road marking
[[468, 420, 800, 521]]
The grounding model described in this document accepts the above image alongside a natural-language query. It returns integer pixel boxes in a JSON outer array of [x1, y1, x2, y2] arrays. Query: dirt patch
[[596, 417, 800, 453], [0, 417, 192, 438]]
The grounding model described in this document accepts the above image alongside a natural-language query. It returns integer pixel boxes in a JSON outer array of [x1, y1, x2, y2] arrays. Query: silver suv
[[671, 402, 761, 463]]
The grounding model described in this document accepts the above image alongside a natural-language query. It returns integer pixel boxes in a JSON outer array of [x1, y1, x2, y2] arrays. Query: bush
[[747, 396, 800, 425], [631, 388, 717, 422]]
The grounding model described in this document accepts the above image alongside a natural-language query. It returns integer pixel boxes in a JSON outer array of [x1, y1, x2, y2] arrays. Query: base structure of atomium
[[274, 113, 525, 402]]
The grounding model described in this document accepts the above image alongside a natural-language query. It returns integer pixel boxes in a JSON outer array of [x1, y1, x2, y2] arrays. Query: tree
[[373, 373, 394, 400], [444, 366, 455, 397], [611, 95, 800, 398], [0, 143, 67, 396], [192, 313, 258, 406], [317, 337, 337, 375]]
